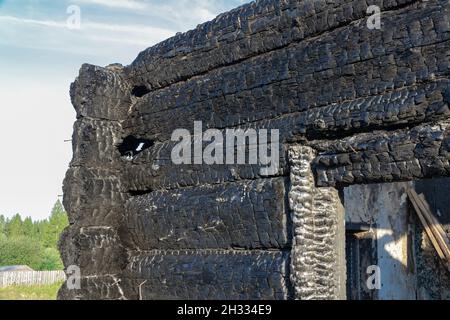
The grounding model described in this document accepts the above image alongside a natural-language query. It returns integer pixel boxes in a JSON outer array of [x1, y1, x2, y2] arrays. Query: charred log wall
[[59, 0, 450, 300]]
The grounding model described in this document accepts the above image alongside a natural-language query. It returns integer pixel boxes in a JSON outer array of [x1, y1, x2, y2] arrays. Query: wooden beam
[[407, 189, 446, 261], [409, 190, 450, 261], [417, 193, 450, 250]]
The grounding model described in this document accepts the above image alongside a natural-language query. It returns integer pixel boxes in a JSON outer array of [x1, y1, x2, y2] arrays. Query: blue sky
[[0, 0, 250, 220]]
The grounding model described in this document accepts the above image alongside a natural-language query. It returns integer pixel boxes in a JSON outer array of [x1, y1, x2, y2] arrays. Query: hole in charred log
[[118, 135, 154, 160], [129, 189, 154, 197], [131, 85, 150, 97]]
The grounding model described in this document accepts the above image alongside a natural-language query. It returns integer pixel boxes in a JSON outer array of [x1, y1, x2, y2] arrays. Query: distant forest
[[0, 200, 68, 271]]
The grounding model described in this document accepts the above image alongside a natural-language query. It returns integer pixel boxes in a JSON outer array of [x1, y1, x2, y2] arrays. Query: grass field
[[0, 282, 63, 300]]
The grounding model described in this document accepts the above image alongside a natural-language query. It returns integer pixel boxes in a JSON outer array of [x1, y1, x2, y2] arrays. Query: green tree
[[0, 200, 68, 271], [22, 217, 35, 239], [6, 214, 24, 238], [0, 236, 42, 270], [38, 247, 64, 271], [41, 200, 68, 249], [0, 215, 6, 239]]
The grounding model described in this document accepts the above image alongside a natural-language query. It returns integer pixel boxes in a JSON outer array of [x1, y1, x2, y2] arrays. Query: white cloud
[[0, 15, 67, 28], [0, 15, 174, 58], [83, 21, 173, 37], [0, 15, 173, 39], [75, 0, 147, 10], [143, 1, 218, 29]]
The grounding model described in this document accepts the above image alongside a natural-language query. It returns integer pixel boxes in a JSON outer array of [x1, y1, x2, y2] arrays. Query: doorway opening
[[344, 179, 450, 300]]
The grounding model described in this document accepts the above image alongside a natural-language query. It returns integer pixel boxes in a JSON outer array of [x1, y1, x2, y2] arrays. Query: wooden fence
[[0, 271, 66, 287]]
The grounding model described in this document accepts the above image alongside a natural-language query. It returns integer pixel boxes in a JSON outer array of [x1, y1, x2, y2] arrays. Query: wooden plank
[[407, 189, 446, 260], [417, 193, 450, 249], [408, 189, 450, 262], [410, 190, 450, 261]]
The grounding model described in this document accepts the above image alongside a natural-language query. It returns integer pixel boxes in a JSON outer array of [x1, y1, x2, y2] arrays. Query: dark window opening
[[118, 135, 154, 160], [345, 225, 377, 300], [131, 85, 151, 97]]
